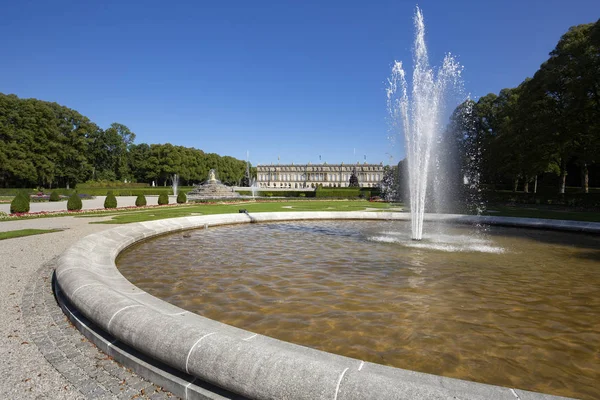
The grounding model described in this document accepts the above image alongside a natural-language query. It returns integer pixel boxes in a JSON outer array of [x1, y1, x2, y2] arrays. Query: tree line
[[0, 93, 248, 188], [447, 19, 599, 194]]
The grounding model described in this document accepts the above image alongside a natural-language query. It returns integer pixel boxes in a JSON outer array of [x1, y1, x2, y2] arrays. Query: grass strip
[[0, 229, 62, 241], [484, 206, 600, 222], [92, 200, 395, 224]]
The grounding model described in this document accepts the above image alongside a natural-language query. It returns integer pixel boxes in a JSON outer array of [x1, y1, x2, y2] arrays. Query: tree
[[349, 169, 359, 187], [529, 20, 600, 193]]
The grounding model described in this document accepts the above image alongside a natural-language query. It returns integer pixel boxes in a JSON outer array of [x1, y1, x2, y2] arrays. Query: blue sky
[[2, 0, 598, 166]]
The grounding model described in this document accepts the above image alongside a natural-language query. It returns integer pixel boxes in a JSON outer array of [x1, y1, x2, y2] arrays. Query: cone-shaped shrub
[[49, 191, 61, 202], [104, 193, 117, 208], [67, 193, 82, 211], [176, 192, 187, 204], [158, 193, 169, 205], [135, 194, 147, 207], [10, 194, 30, 214]]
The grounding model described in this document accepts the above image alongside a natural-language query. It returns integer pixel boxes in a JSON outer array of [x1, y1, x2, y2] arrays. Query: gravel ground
[[0, 196, 177, 214], [0, 216, 177, 399]]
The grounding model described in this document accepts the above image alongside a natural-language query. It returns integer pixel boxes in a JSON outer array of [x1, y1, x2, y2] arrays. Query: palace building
[[256, 163, 384, 189]]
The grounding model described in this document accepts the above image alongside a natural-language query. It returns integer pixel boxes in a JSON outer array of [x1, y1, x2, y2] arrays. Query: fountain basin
[[55, 212, 597, 400]]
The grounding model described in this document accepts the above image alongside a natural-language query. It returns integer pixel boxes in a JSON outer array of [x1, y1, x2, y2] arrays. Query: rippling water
[[117, 220, 600, 399]]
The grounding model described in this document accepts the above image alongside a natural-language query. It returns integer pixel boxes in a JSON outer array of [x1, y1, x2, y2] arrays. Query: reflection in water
[[117, 221, 600, 399]]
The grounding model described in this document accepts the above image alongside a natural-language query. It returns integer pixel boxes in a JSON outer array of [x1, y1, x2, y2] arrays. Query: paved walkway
[[0, 196, 177, 214], [0, 216, 178, 399]]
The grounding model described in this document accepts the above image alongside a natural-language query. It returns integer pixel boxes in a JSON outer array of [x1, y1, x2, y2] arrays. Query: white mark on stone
[[185, 332, 216, 374], [168, 311, 188, 316], [71, 283, 103, 296], [358, 361, 364, 371], [107, 304, 143, 330], [243, 333, 258, 341], [510, 389, 521, 399], [185, 378, 196, 400], [334, 367, 349, 400], [120, 291, 147, 296]]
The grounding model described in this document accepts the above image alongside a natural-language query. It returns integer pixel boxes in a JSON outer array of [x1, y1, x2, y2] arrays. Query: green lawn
[[91, 200, 396, 224], [0, 229, 62, 240], [484, 205, 600, 222]]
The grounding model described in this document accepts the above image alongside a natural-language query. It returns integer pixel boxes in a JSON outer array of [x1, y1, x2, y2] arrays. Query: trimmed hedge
[[104, 193, 117, 208], [10, 193, 30, 213], [78, 181, 150, 188], [135, 194, 147, 207], [67, 194, 83, 211], [49, 191, 61, 201], [314, 187, 379, 199], [158, 193, 169, 205], [176, 192, 187, 204], [236, 190, 315, 198]]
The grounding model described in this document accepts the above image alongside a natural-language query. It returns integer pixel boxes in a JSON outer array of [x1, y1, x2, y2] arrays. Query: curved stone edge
[[55, 211, 586, 400]]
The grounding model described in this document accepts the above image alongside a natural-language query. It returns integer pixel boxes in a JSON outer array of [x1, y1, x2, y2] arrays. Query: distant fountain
[[387, 7, 462, 240], [172, 174, 179, 197], [250, 178, 259, 198], [186, 169, 241, 201]]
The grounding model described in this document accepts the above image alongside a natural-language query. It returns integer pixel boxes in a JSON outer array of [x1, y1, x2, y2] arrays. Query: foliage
[[104, 193, 118, 208], [49, 191, 61, 202], [67, 193, 82, 211], [135, 194, 147, 207], [315, 187, 361, 198], [446, 18, 600, 195], [348, 171, 359, 187], [79, 181, 149, 188], [157, 193, 169, 205], [176, 191, 187, 204], [10, 193, 30, 213], [0, 93, 248, 189]]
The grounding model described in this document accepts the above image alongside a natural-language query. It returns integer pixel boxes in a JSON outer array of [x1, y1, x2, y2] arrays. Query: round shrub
[[135, 194, 147, 207], [49, 191, 61, 202], [10, 194, 30, 214], [158, 193, 169, 205], [104, 193, 117, 209], [67, 193, 82, 211], [176, 191, 187, 204]]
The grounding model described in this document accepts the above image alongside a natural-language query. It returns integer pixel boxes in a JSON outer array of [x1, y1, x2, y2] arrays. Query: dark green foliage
[[10, 194, 30, 213], [315, 187, 360, 198], [49, 191, 61, 202], [176, 192, 187, 204], [67, 193, 82, 211], [349, 172, 359, 187], [104, 193, 117, 208], [0, 93, 248, 189], [135, 194, 147, 207], [158, 193, 169, 205]]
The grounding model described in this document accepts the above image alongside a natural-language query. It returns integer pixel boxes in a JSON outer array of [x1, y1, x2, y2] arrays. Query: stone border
[[22, 258, 178, 399], [55, 212, 593, 400]]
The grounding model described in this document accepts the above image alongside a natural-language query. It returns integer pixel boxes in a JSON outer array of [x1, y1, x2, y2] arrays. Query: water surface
[[117, 220, 600, 399]]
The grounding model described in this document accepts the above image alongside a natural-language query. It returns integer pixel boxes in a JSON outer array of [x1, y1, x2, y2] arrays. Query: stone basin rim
[[55, 211, 594, 400]]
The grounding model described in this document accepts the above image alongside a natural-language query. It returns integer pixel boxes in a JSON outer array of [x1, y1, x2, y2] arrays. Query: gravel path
[[0, 196, 177, 214], [0, 216, 177, 399]]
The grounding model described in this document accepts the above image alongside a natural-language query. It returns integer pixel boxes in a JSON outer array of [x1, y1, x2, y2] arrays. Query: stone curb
[[21, 258, 178, 399], [55, 212, 589, 400]]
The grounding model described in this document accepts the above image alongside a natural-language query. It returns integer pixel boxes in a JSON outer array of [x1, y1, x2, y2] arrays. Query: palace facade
[[256, 163, 384, 189]]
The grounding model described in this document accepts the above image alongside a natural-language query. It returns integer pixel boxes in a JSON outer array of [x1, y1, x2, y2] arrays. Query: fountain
[[171, 174, 179, 196], [250, 177, 259, 198], [186, 169, 241, 201], [52, 7, 600, 400], [387, 6, 462, 240]]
